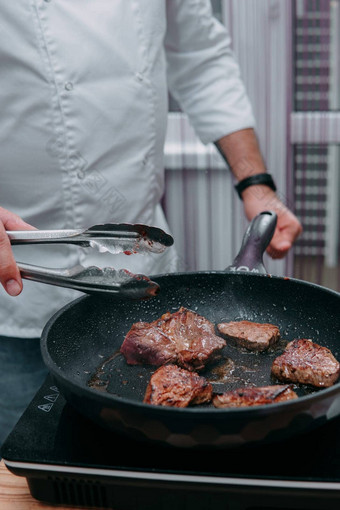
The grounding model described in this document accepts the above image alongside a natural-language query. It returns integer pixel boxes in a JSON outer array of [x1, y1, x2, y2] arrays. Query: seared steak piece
[[120, 322, 176, 367], [213, 385, 297, 408], [144, 364, 213, 407], [271, 339, 340, 388], [216, 320, 280, 352], [120, 307, 226, 371]]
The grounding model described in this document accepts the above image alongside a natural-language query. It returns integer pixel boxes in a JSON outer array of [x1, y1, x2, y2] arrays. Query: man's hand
[[241, 186, 302, 259], [215, 129, 303, 259], [0, 207, 36, 296]]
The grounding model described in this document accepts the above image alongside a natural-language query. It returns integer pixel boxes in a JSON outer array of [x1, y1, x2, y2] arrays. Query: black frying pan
[[41, 211, 340, 449]]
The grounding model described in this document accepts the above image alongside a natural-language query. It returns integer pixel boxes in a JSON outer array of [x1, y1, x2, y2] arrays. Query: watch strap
[[235, 173, 277, 200]]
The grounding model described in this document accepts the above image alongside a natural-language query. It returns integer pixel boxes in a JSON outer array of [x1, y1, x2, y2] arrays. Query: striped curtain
[[292, 0, 340, 291]]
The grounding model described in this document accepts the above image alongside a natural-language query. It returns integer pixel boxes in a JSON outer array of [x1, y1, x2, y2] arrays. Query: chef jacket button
[[44, 0, 52, 3], [135, 72, 144, 82], [64, 82, 74, 91]]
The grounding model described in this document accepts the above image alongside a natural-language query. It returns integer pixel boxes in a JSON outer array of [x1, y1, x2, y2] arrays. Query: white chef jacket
[[0, 0, 255, 338]]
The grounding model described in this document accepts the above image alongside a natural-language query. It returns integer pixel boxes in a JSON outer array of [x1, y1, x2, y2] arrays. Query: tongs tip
[[118, 269, 160, 299]]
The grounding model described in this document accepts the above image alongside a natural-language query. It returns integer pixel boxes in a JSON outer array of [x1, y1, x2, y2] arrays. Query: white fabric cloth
[[0, 0, 255, 337]]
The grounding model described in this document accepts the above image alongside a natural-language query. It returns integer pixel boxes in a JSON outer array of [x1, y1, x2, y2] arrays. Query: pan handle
[[226, 211, 277, 274]]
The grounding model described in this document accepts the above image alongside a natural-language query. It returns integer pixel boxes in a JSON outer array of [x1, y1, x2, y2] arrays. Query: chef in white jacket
[[0, 0, 301, 446]]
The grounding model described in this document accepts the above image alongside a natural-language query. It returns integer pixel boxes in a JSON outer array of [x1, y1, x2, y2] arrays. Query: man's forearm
[[215, 128, 267, 182], [215, 127, 277, 203]]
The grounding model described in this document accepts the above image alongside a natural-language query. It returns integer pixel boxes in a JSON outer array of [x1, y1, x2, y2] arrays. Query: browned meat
[[216, 320, 280, 352], [144, 364, 213, 407], [120, 322, 176, 366], [212, 385, 298, 408], [271, 339, 340, 388], [120, 307, 226, 371]]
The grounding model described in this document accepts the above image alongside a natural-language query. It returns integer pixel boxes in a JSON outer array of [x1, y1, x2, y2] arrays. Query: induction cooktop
[[1, 375, 340, 510]]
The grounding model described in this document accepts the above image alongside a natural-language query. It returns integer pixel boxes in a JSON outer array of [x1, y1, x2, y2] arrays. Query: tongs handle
[[17, 262, 160, 300], [8, 229, 83, 242]]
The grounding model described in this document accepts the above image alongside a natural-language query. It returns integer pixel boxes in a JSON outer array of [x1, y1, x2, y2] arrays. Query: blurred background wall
[[162, 0, 340, 292]]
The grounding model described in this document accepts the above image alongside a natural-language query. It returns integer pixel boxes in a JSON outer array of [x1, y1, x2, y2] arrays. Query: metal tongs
[[8, 223, 174, 299]]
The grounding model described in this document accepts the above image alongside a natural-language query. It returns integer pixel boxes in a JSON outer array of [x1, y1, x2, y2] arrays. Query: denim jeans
[[0, 335, 48, 449]]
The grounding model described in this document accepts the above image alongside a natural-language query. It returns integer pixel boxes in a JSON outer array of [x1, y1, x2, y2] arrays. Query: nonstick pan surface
[[41, 213, 340, 448]]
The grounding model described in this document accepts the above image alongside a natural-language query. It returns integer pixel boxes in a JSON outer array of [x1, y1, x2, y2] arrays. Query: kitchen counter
[[0, 461, 77, 510]]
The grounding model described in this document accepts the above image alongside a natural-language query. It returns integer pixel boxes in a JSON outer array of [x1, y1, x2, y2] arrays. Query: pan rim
[[151, 269, 340, 298]]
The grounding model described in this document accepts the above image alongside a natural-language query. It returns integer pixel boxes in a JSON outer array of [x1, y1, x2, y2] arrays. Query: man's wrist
[[235, 173, 277, 200]]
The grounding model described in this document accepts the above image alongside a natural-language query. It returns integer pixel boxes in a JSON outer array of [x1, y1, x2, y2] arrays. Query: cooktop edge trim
[[3, 459, 340, 492]]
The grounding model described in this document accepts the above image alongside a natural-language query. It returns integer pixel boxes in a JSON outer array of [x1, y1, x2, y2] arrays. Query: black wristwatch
[[235, 173, 277, 200]]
